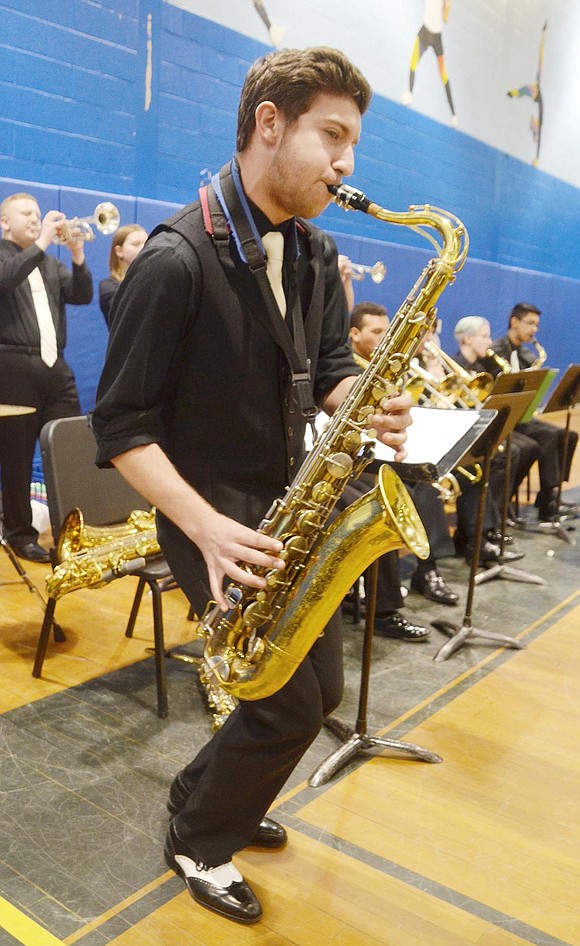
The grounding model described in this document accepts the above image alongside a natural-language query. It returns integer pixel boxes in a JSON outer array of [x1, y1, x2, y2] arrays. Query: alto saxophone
[[201, 184, 469, 701]]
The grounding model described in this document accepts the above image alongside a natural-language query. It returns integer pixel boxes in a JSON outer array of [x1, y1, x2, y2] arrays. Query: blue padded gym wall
[[1, 0, 579, 414]]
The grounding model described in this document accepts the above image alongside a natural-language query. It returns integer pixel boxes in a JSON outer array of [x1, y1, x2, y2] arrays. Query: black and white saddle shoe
[[165, 821, 262, 924], [167, 773, 287, 848]]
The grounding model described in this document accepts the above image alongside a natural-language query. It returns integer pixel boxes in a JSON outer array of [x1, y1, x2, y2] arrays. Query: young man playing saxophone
[[93, 47, 412, 924]]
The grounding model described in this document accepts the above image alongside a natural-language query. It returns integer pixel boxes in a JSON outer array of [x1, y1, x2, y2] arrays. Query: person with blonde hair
[[98, 223, 147, 326]]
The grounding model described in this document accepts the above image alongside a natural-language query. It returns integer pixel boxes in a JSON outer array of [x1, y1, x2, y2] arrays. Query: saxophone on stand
[[201, 183, 469, 703]]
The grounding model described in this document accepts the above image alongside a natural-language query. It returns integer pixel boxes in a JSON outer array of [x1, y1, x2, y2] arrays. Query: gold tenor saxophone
[[201, 183, 469, 701]]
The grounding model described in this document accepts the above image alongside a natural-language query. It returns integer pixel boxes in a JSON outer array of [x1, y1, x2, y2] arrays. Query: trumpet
[[351, 260, 387, 283], [53, 202, 120, 244]]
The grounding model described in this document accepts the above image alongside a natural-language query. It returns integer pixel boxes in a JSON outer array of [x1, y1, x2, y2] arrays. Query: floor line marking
[[0, 896, 66, 946]]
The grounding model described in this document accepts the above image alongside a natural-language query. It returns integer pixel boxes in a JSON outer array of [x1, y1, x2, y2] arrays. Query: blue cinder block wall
[[1, 1, 579, 421]]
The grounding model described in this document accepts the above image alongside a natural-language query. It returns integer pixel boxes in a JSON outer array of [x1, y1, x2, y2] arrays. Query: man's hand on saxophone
[[321, 376, 413, 462]]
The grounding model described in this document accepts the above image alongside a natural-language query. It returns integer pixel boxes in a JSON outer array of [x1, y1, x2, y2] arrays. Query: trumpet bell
[[351, 261, 387, 283], [53, 202, 120, 244], [93, 202, 121, 235]]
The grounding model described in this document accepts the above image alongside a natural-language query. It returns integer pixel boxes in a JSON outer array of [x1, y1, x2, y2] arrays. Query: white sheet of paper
[[307, 407, 479, 465]]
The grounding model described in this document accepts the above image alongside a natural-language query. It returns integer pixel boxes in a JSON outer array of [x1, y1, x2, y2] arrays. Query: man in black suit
[[0, 193, 93, 562]]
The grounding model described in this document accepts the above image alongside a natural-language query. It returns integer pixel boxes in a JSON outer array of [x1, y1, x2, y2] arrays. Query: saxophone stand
[[308, 558, 442, 789], [433, 392, 536, 661]]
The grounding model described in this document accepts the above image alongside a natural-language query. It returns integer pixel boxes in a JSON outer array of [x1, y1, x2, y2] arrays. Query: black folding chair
[[32, 415, 177, 717]]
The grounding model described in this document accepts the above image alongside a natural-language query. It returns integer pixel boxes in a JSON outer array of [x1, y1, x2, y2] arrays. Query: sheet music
[[307, 407, 480, 465]]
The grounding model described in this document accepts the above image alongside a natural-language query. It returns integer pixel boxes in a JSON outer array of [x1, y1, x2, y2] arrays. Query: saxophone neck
[[485, 348, 511, 373], [531, 338, 547, 367]]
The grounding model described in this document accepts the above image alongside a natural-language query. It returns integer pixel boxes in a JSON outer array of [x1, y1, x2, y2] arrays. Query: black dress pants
[[0, 352, 81, 544], [514, 418, 565, 492], [172, 609, 343, 866]]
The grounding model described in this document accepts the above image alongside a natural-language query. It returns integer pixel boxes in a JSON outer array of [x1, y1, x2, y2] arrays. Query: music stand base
[[432, 619, 525, 662], [474, 563, 547, 586], [308, 714, 442, 788]]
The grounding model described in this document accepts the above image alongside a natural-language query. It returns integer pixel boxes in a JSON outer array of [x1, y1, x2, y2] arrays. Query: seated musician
[[414, 322, 526, 565], [453, 315, 540, 521], [491, 303, 578, 522], [349, 302, 460, 610]]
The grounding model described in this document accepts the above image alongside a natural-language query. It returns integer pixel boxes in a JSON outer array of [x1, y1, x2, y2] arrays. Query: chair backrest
[[40, 415, 149, 545]]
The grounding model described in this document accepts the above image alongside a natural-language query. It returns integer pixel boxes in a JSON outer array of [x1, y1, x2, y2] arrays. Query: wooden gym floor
[[1, 409, 579, 946]]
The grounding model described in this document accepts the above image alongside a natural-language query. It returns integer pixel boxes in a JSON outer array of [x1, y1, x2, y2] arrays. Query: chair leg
[[32, 598, 58, 678], [149, 580, 168, 719], [126, 577, 146, 638], [187, 604, 196, 621]]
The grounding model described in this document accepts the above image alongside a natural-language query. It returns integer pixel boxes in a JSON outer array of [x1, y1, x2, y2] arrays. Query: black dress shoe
[[374, 612, 430, 641], [12, 541, 50, 564], [167, 774, 287, 848], [465, 540, 525, 566], [410, 568, 459, 606], [165, 822, 262, 924]]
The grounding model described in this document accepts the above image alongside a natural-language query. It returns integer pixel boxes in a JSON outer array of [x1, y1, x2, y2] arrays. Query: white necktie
[[510, 348, 520, 372], [262, 231, 286, 318], [28, 267, 58, 367]]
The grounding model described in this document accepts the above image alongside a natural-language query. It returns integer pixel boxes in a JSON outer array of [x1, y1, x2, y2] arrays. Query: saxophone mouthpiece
[[327, 183, 371, 213]]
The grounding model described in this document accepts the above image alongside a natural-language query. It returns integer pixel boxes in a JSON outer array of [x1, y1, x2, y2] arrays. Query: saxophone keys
[[282, 534, 309, 561], [325, 452, 353, 478], [311, 480, 334, 503], [242, 599, 272, 629], [297, 510, 320, 534], [341, 429, 362, 453]]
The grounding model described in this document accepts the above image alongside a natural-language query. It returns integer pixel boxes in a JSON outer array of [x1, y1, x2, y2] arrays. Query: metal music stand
[[540, 363, 580, 520], [475, 376, 551, 586], [489, 368, 577, 543], [433, 390, 538, 661], [308, 407, 497, 787]]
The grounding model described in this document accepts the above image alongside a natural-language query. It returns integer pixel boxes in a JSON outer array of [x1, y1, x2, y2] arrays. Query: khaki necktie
[[28, 267, 58, 367], [510, 348, 520, 372], [262, 231, 286, 318]]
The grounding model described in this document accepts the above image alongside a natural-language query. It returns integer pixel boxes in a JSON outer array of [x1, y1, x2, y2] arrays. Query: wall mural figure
[[252, 1, 285, 47], [507, 20, 547, 167], [402, 0, 458, 126]]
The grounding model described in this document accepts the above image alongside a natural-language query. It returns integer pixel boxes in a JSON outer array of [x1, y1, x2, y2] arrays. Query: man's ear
[[254, 101, 282, 144]]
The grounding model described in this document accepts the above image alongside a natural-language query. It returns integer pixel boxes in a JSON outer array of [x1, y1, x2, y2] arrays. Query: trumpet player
[[491, 303, 578, 523], [0, 192, 93, 562]]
